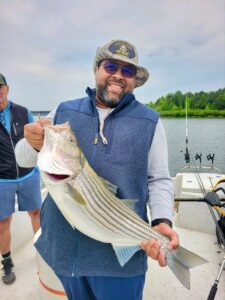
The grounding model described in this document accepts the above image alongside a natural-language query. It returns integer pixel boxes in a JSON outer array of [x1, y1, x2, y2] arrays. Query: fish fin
[[166, 252, 190, 290], [121, 199, 138, 211], [112, 245, 141, 267], [100, 178, 118, 195], [64, 182, 86, 206], [174, 246, 208, 268], [166, 246, 208, 290], [83, 159, 118, 195]]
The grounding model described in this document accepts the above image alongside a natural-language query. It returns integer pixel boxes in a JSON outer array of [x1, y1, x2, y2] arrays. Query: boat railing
[[180, 164, 222, 174]]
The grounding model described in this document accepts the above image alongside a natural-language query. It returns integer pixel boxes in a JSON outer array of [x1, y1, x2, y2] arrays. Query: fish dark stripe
[[77, 176, 142, 241], [83, 170, 158, 240], [84, 165, 168, 243], [86, 166, 154, 230], [78, 172, 151, 241]]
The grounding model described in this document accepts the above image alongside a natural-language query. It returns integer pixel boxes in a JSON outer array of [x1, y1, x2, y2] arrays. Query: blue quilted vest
[[35, 88, 159, 277]]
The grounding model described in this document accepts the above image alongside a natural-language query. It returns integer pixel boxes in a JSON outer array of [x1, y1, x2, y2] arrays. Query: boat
[[1, 201, 225, 299], [1, 107, 225, 299], [1, 162, 225, 300], [172, 99, 225, 299]]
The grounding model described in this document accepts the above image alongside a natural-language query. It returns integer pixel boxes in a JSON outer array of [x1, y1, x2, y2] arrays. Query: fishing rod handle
[[207, 283, 217, 300]]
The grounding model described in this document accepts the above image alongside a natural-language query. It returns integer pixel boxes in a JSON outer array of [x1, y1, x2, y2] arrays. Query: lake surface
[[161, 118, 225, 176], [34, 114, 225, 177]]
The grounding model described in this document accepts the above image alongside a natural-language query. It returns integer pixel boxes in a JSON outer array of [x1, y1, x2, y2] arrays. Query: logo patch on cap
[[108, 41, 135, 59]]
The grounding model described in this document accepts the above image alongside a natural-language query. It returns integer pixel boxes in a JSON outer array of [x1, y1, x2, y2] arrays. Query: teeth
[[108, 84, 122, 92]]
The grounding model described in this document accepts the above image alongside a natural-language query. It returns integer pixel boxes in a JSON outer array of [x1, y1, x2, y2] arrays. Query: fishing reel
[[207, 153, 215, 166], [204, 190, 225, 208], [204, 178, 225, 208], [206, 179, 225, 300], [195, 153, 202, 164]]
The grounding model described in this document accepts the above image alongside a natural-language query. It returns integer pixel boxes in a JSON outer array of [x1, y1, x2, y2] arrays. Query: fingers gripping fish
[[37, 122, 207, 290]]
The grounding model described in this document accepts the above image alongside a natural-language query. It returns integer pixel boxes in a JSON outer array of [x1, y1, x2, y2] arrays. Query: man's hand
[[24, 118, 51, 151], [141, 223, 179, 267]]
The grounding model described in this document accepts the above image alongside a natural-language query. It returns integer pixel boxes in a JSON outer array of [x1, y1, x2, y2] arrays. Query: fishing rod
[[190, 157, 225, 300], [180, 97, 225, 300], [190, 157, 225, 246], [184, 96, 190, 164]]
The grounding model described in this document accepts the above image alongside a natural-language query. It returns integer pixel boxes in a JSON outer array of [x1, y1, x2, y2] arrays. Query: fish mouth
[[45, 172, 70, 181]]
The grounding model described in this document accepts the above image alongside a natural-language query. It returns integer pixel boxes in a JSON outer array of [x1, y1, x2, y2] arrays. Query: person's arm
[[15, 109, 56, 167], [141, 119, 179, 266], [15, 138, 39, 167], [148, 119, 174, 222]]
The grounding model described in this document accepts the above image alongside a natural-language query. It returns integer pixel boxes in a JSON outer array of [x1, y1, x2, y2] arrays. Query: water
[[161, 118, 225, 177], [33, 113, 225, 177]]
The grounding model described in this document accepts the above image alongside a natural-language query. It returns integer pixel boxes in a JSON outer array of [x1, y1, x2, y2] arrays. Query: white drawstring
[[99, 119, 108, 145]]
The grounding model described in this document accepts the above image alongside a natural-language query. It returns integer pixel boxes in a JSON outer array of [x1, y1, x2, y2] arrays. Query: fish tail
[[166, 246, 207, 290]]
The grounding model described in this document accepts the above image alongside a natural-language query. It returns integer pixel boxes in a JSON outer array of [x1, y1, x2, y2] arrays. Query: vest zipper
[[10, 111, 19, 178], [12, 123, 18, 136], [9, 133, 19, 178], [71, 228, 80, 276], [93, 133, 98, 144], [90, 117, 100, 163]]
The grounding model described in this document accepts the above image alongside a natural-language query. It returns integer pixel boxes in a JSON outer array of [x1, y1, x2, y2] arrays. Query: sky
[[0, 0, 225, 111]]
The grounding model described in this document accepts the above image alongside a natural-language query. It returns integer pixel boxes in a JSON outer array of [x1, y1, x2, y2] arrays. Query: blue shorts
[[0, 169, 42, 221], [56, 274, 145, 300]]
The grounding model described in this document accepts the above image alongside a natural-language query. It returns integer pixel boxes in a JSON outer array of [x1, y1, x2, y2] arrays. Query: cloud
[[0, 0, 224, 110]]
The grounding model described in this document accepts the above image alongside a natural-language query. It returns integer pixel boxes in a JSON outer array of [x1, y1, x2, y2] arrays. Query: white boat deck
[[1, 213, 225, 300]]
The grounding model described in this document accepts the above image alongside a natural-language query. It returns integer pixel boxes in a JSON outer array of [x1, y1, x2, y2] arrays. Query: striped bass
[[37, 122, 207, 290]]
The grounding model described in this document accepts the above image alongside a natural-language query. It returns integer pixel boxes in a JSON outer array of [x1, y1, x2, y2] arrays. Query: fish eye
[[69, 137, 75, 143]]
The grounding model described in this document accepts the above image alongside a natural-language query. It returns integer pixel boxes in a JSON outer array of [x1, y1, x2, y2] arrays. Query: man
[[0, 73, 42, 285], [16, 40, 179, 300]]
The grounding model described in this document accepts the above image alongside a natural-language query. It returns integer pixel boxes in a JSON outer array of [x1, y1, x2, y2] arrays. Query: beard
[[96, 80, 126, 108]]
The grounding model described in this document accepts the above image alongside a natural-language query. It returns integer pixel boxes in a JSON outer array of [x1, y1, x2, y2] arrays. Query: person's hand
[[141, 223, 179, 267], [24, 118, 51, 151]]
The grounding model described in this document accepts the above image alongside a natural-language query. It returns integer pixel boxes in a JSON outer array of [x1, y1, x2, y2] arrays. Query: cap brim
[[94, 48, 149, 88]]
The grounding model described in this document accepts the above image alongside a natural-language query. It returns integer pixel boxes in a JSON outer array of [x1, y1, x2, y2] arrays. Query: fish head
[[37, 121, 82, 180]]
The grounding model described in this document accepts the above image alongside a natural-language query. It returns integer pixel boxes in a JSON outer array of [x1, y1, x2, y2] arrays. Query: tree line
[[146, 88, 225, 117]]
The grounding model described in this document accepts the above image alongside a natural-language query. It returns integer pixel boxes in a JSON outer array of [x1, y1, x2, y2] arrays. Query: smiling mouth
[[107, 83, 124, 93]]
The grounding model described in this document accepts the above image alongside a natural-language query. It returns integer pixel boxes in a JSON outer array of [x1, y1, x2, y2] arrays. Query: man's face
[[0, 84, 9, 108], [94, 59, 136, 108]]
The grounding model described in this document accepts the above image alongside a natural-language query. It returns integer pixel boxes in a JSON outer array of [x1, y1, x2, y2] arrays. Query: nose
[[112, 67, 124, 79]]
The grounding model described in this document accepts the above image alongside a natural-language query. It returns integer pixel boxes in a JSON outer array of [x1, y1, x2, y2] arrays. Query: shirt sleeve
[[15, 139, 38, 167], [28, 111, 34, 123], [147, 119, 174, 222]]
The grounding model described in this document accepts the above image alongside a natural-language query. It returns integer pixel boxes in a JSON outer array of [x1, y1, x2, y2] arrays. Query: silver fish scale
[[83, 168, 169, 244], [76, 172, 146, 241], [74, 166, 169, 247]]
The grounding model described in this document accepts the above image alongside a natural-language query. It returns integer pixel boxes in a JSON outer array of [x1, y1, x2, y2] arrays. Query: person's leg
[[56, 274, 97, 300], [0, 215, 12, 254], [27, 209, 40, 233], [88, 275, 146, 300], [17, 169, 42, 233], [0, 215, 16, 284], [56, 274, 145, 300], [0, 182, 17, 284]]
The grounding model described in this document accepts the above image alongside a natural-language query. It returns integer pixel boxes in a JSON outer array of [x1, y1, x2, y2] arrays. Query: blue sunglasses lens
[[103, 61, 136, 78]]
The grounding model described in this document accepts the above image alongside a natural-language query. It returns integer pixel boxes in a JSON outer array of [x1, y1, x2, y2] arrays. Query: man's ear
[[93, 66, 97, 74]]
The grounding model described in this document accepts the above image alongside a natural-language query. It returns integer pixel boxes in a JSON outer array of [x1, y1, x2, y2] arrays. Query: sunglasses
[[101, 60, 137, 78]]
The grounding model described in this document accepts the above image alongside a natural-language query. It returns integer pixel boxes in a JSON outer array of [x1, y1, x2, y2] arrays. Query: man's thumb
[[37, 118, 52, 126]]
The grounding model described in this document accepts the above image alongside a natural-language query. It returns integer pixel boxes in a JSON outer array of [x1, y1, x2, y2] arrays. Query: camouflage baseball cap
[[93, 39, 149, 88], [0, 73, 7, 85]]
